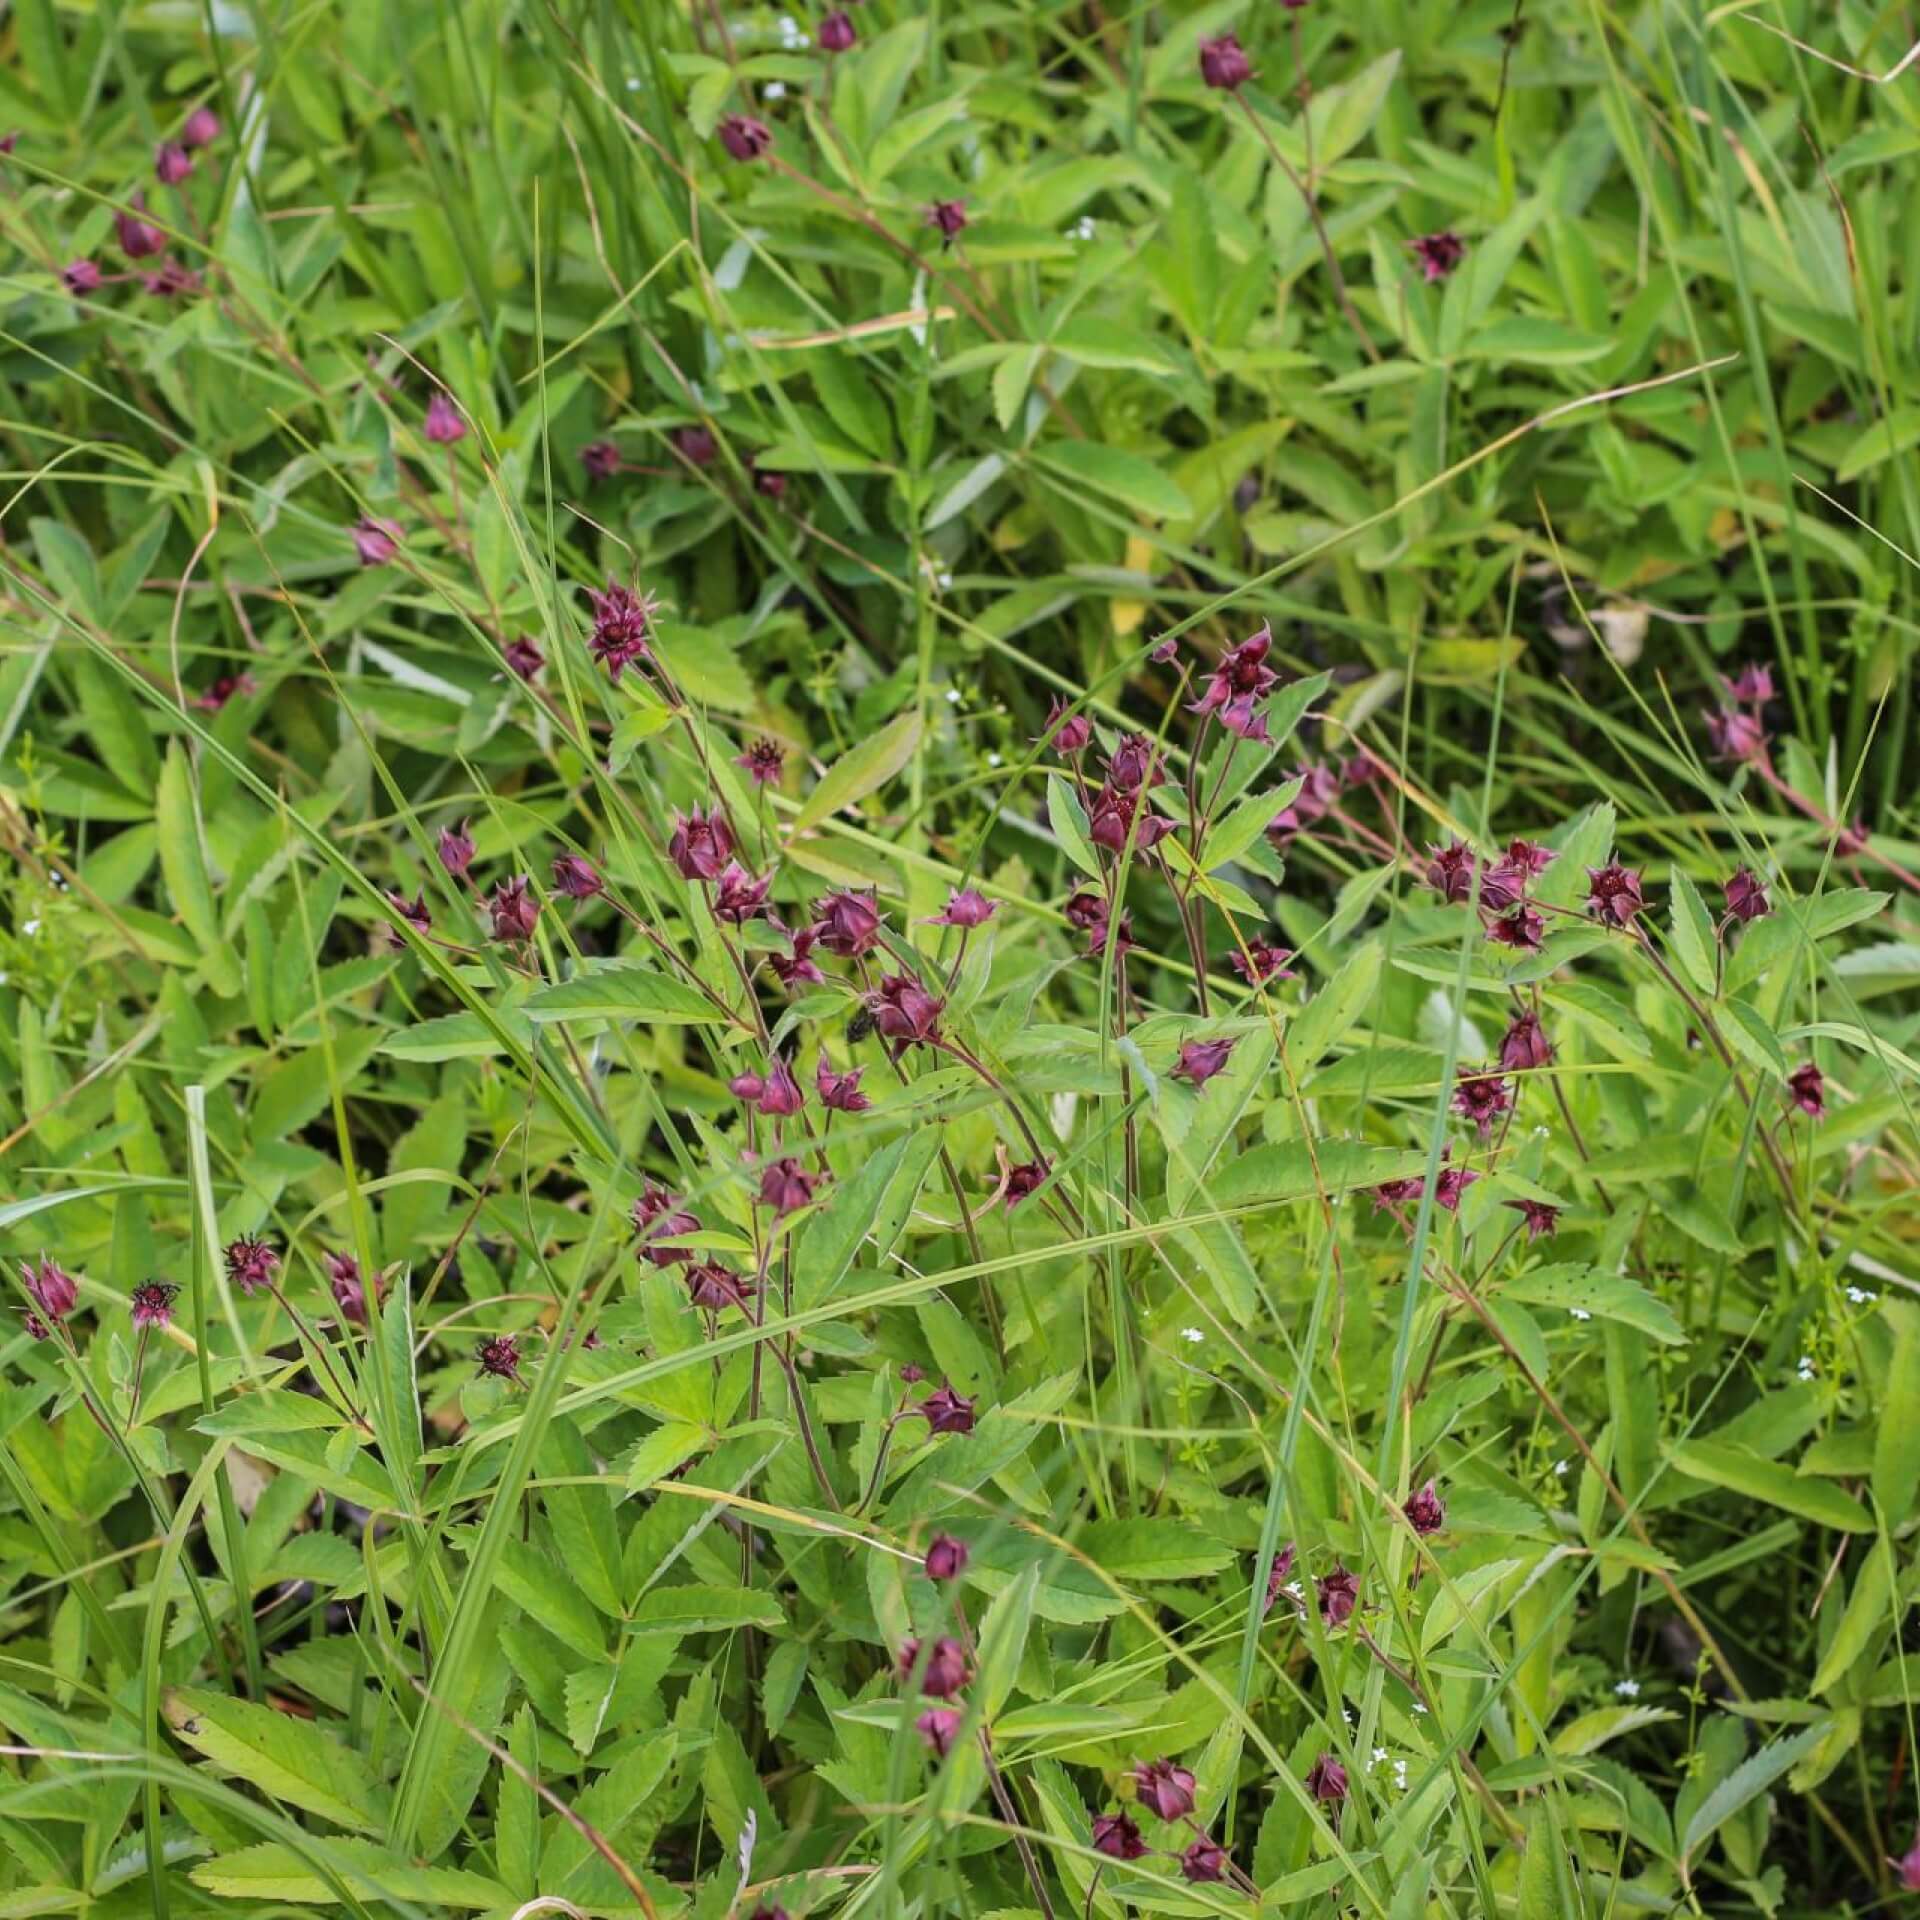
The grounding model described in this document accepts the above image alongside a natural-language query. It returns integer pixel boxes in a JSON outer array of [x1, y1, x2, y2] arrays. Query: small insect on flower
[[130, 1282, 180, 1330], [181, 107, 220, 149], [915, 1706, 962, 1756], [551, 853, 603, 900], [1451, 1069, 1512, 1139], [155, 141, 194, 184], [22, 1256, 78, 1322], [1317, 1565, 1360, 1628], [1197, 31, 1253, 90], [487, 876, 540, 943], [423, 391, 467, 444], [1171, 1036, 1238, 1088], [916, 1381, 976, 1434], [503, 634, 545, 680], [1585, 859, 1645, 928], [1306, 1753, 1349, 1804], [1041, 697, 1093, 754], [815, 1057, 871, 1113], [1403, 1480, 1445, 1536], [1091, 1811, 1149, 1860], [438, 820, 476, 876], [818, 8, 857, 51], [223, 1236, 281, 1296], [581, 439, 622, 483], [352, 518, 401, 567], [1409, 231, 1466, 282], [1787, 1062, 1825, 1119], [62, 258, 102, 296], [736, 738, 785, 786], [927, 887, 997, 928], [1725, 868, 1770, 923], [1506, 1198, 1560, 1241], [899, 1635, 969, 1698], [718, 114, 773, 161], [476, 1334, 524, 1383], [759, 1156, 823, 1216], [1132, 1759, 1197, 1823], [925, 1533, 969, 1581], [585, 580, 657, 680]]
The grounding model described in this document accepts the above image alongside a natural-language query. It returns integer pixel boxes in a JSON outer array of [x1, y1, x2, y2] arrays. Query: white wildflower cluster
[[1796, 1355, 1817, 1382], [775, 14, 809, 49], [1845, 1284, 1877, 1305], [1180, 1327, 1204, 1344], [1614, 1677, 1640, 1699], [1068, 216, 1096, 241], [1568, 1307, 1592, 1321]]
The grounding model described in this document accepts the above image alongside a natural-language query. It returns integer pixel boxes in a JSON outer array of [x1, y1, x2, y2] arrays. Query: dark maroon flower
[[21, 1313, 50, 1342], [181, 107, 221, 149], [1198, 31, 1252, 89], [476, 1333, 523, 1382], [1106, 733, 1167, 793], [752, 464, 788, 500], [1305, 1753, 1348, 1804], [1434, 1165, 1479, 1212], [1705, 705, 1768, 764], [1261, 1542, 1298, 1615], [1721, 663, 1774, 705], [21, 1256, 77, 1323], [924, 198, 967, 244], [487, 876, 539, 942], [385, 889, 431, 934], [326, 1254, 369, 1325], [770, 927, 826, 989], [1498, 836, 1557, 879], [816, 1057, 871, 1112], [1064, 891, 1108, 938], [437, 820, 475, 876], [1172, 1036, 1237, 1088], [917, 1381, 976, 1434], [1486, 904, 1544, 952], [1892, 1829, 1920, 1891], [1230, 940, 1295, 984], [130, 1281, 179, 1330], [141, 259, 205, 301], [868, 974, 944, 1054], [1088, 784, 1175, 854], [668, 807, 735, 882], [1149, 636, 1180, 663], [423, 391, 467, 445], [1499, 1013, 1552, 1071], [1132, 1758, 1197, 1823], [585, 581, 657, 680], [1042, 698, 1093, 754], [1266, 762, 1340, 847], [1483, 838, 1555, 909], [116, 196, 167, 259], [155, 141, 194, 184], [1091, 1811, 1149, 1860], [899, 1362, 926, 1384], [1191, 624, 1279, 737], [915, 1706, 962, 1756], [687, 1261, 753, 1313], [1506, 1198, 1560, 1241], [352, 518, 400, 566], [1409, 231, 1466, 282], [1403, 1480, 1445, 1536], [1586, 861, 1645, 928], [928, 887, 997, 928], [1369, 1177, 1423, 1214], [1317, 1565, 1359, 1628], [736, 738, 785, 786], [718, 114, 773, 161], [1833, 816, 1871, 858], [712, 863, 772, 925], [1004, 1159, 1049, 1209], [814, 889, 884, 957], [671, 424, 718, 467], [503, 634, 545, 680], [899, 1635, 970, 1698], [193, 672, 256, 711], [1181, 1838, 1228, 1884], [61, 258, 102, 296], [581, 439, 622, 483], [552, 853, 603, 899], [1425, 839, 1478, 905], [819, 8, 857, 51], [759, 1156, 823, 1215], [924, 1533, 969, 1581], [1343, 751, 1382, 787], [729, 1071, 767, 1106], [1451, 1069, 1512, 1139], [1725, 868, 1769, 922], [757, 1058, 807, 1118], [223, 1236, 280, 1296], [1788, 1062, 1825, 1119]]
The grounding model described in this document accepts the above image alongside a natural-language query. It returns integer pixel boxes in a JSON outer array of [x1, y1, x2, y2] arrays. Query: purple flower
[[1434, 1164, 1479, 1212], [924, 198, 967, 244], [1788, 1062, 1825, 1119], [1705, 705, 1768, 764], [476, 1333, 523, 1383], [1486, 904, 1544, 952], [142, 259, 205, 301], [1409, 231, 1466, 282], [223, 1236, 280, 1296], [668, 807, 735, 882], [326, 1253, 369, 1325], [1266, 763, 1340, 848], [915, 1707, 962, 1756], [869, 974, 943, 1054], [1499, 1012, 1552, 1072], [814, 889, 884, 958], [1586, 860, 1646, 928], [1482, 837, 1555, 908], [1192, 625, 1279, 728], [1105, 733, 1167, 793], [22, 1256, 77, 1322], [1369, 1177, 1423, 1214], [687, 1261, 754, 1314], [917, 1382, 976, 1434], [1317, 1565, 1359, 1628], [1506, 1198, 1560, 1241], [1261, 1542, 1298, 1615], [352, 518, 400, 566], [1451, 1069, 1512, 1139], [712, 863, 772, 926], [928, 887, 997, 928], [62, 259, 102, 296], [181, 107, 221, 150], [816, 1057, 871, 1112], [1230, 940, 1295, 984], [130, 1281, 180, 1330], [1042, 698, 1092, 754], [671, 423, 718, 467], [1132, 1759, 1197, 1823], [1004, 1159, 1049, 1209], [386, 889, 432, 935], [193, 673, 256, 711], [1181, 1838, 1228, 1883], [1091, 1811, 1149, 1860], [1149, 636, 1180, 663], [718, 114, 773, 162], [487, 876, 539, 942], [1725, 868, 1769, 922], [423, 391, 467, 444], [1403, 1481, 1445, 1536], [1198, 31, 1252, 90], [1891, 1829, 1920, 1891], [899, 1634, 970, 1698], [552, 853, 603, 899], [1425, 839, 1479, 904], [503, 634, 545, 680], [438, 820, 475, 876], [770, 927, 826, 989], [1721, 663, 1774, 705], [729, 1071, 767, 1106], [752, 463, 787, 500], [585, 581, 657, 679], [924, 1533, 969, 1581], [1833, 816, 1871, 858], [736, 738, 785, 786], [155, 141, 194, 185], [1172, 1036, 1237, 1088], [819, 7, 857, 50], [757, 1059, 807, 1118], [1088, 784, 1175, 854], [116, 196, 167, 259], [759, 1156, 823, 1215], [581, 439, 622, 483], [1305, 1753, 1348, 1804]]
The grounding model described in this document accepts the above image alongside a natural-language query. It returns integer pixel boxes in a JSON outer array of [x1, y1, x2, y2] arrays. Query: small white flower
[[764, 81, 788, 100], [1179, 1327, 1204, 1345], [1797, 1356, 1817, 1381], [1614, 1678, 1640, 1699], [1553, 1458, 1569, 1477], [1371, 1747, 1388, 1766], [943, 687, 961, 705], [21, 919, 39, 936], [1069, 216, 1096, 240], [1845, 1285, 1877, 1305], [935, 569, 953, 590], [625, 75, 642, 91], [1283, 1580, 1303, 1599], [1341, 1708, 1353, 1726], [1393, 1760, 1409, 1790], [986, 752, 1002, 768], [1568, 1307, 1592, 1321], [1410, 1700, 1427, 1715]]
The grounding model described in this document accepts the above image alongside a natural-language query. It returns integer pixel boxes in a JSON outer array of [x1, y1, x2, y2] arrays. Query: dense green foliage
[[2, 2, 1920, 1917]]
